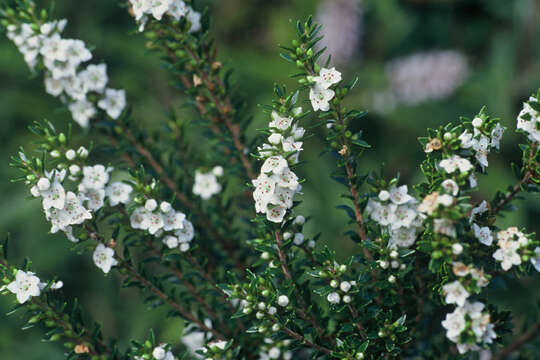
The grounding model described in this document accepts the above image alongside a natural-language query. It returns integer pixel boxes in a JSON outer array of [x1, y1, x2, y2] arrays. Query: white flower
[[268, 133, 282, 145], [41, 180, 66, 210], [7, 270, 41, 304], [472, 223, 493, 246], [309, 84, 335, 112], [93, 243, 118, 274], [69, 100, 96, 128], [437, 194, 454, 207], [293, 215, 306, 225], [212, 166, 224, 177], [79, 187, 106, 211], [186, 7, 202, 33], [163, 235, 179, 249], [443, 281, 469, 306], [490, 123, 505, 150], [273, 168, 299, 191], [389, 185, 413, 204], [389, 227, 418, 248], [65, 149, 76, 160], [458, 131, 475, 149], [148, 212, 164, 234], [472, 117, 483, 128], [98, 88, 126, 119], [145, 199, 158, 211], [44, 75, 65, 97], [493, 240, 521, 271], [269, 111, 293, 130], [208, 340, 228, 351], [392, 205, 417, 229], [193, 170, 222, 200], [378, 190, 390, 201], [442, 307, 466, 339], [175, 220, 195, 243], [162, 210, 186, 231], [130, 207, 151, 230], [340, 281, 351, 292], [452, 243, 463, 255], [80, 64, 108, 93], [293, 233, 304, 245], [277, 295, 289, 307], [82, 165, 110, 190], [261, 156, 288, 175], [441, 179, 459, 196], [37, 177, 51, 191], [327, 292, 340, 304], [105, 182, 132, 206], [439, 155, 473, 174], [148, 0, 174, 20], [473, 135, 490, 169], [168, 0, 188, 19], [530, 247, 540, 272], [266, 206, 287, 223], [316, 67, 342, 89]]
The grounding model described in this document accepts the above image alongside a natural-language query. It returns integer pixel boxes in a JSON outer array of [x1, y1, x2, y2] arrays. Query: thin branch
[[492, 318, 540, 360]]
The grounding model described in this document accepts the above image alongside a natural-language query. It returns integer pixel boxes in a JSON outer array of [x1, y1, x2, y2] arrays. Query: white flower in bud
[[261, 252, 270, 260], [343, 295, 352, 303], [145, 199, 158, 211], [390, 250, 398, 259], [472, 117, 483, 128], [283, 232, 292, 240], [443, 132, 453, 140], [257, 302, 266, 310], [388, 275, 396, 283], [268, 306, 277, 315], [293, 215, 305, 225], [391, 261, 399, 269], [256, 311, 264, 319], [50, 150, 61, 158], [378, 260, 389, 269], [179, 243, 190, 252], [330, 279, 339, 288], [293, 233, 305, 245], [277, 295, 289, 307], [163, 235, 178, 249], [30, 186, 40, 197], [69, 164, 80, 175], [340, 281, 351, 292], [356, 353, 365, 359], [400, 264, 406, 270], [452, 243, 463, 255], [327, 292, 341, 304], [268, 347, 281, 359], [438, 194, 454, 207], [268, 133, 282, 145], [378, 190, 390, 201], [308, 240, 316, 248], [212, 166, 224, 177], [37, 177, 51, 191], [160, 201, 172, 213], [65, 149, 76, 160], [271, 323, 280, 332], [77, 146, 89, 158], [339, 264, 347, 272]]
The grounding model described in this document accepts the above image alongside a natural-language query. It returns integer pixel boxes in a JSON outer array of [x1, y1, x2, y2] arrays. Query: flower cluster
[[456, 115, 505, 170], [253, 110, 304, 223], [259, 339, 293, 360], [130, 198, 194, 252], [492, 227, 539, 272], [442, 301, 496, 354], [192, 166, 223, 200], [128, 0, 201, 32], [385, 50, 468, 105], [2, 269, 62, 304], [308, 67, 342, 112], [366, 184, 422, 249], [6, 18, 125, 128], [516, 96, 540, 143]]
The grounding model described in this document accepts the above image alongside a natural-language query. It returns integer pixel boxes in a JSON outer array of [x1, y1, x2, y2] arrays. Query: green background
[[0, 0, 539, 358]]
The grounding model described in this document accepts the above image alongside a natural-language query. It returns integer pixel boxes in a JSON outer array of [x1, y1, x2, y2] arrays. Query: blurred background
[[0, 0, 539, 358]]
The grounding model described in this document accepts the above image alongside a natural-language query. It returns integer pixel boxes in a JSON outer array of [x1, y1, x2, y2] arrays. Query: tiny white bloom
[[441, 179, 459, 196], [309, 84, 335, 112], [145, 199, 158, 211], [269, 111, 293, 130], [472, 223, 493, 246], [93, 243, 118, 274], [293, 233, 304, 245], [327, 291, 341, 304], [340, 281, 351, 293], [105, 182, 133, 206], [378, 190, 390, 201], [98, 88, 126, 119], [443, 281, 469, 306], [277, 295, 289, 307], [7, 270, 41, 304]]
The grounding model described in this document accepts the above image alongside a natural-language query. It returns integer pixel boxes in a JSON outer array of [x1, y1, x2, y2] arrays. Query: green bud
[[306, 48, 314, 58], [292, 40, 299, 47], [49, 334, 62, 341], [314, 64, 321, 73], [296, 60, 303, 69], [261, 289, 270, 297]]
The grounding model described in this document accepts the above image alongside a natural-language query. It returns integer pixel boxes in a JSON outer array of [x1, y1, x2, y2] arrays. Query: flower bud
[[277, 295, 289, 307]]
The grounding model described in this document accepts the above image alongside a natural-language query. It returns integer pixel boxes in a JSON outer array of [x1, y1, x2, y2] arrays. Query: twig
[[492, 318, 540, 360]]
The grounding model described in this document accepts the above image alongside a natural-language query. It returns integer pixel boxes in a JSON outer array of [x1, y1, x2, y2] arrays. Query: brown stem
[[492, 318, 540, 360], [269, 318, 333, 355], [117, 125, 246, 271], [274, 230, 335, 345]]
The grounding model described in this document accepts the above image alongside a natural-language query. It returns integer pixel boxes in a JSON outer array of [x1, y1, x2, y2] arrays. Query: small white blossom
[[443, 281, 469, 306], [472, 223, 493, 246], [92, 243, 118, 274], [309, 84, 335, 112], [193, 170, 222, 200], [327, 292, 341, 304], [7, 270, 41, 304], [98, 88, 126, 119], [105, 182, 132, 206]]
